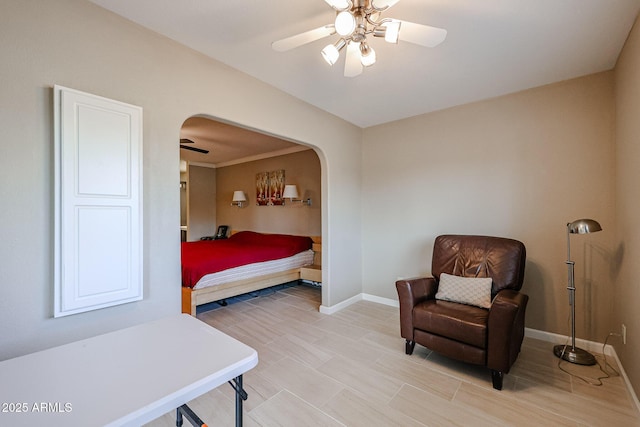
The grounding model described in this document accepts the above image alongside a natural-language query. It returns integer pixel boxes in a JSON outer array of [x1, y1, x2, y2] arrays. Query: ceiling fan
[[179, 138, 209, 154], [271, 0, 447, 77]]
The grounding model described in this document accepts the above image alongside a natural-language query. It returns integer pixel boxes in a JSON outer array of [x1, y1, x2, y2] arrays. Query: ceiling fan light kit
[[273, 0, 446, 77]]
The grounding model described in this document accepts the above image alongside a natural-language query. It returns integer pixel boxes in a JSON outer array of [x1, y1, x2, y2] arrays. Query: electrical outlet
[[622, 324, 627, 345]]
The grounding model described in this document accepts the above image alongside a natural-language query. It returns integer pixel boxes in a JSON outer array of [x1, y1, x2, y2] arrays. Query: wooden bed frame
[[182, 234, 321, 316]]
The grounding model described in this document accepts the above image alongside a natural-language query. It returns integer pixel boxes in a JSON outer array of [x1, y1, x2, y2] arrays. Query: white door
[[54, 86, 143, 317]]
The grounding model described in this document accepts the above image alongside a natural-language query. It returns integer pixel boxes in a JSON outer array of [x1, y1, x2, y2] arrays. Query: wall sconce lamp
[[283, 185, 311, 206], [231, 190, 247, 208]]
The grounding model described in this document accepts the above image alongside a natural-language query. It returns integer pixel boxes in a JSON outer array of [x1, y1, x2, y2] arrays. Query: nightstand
[[300, 264, 322, 283], [301, 240, 322, 284]]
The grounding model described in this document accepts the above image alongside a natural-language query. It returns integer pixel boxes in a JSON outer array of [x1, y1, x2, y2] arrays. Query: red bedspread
[[181, 231, 313, 288]]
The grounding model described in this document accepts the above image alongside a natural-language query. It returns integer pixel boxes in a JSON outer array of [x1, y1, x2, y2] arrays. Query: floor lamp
[[553, 218, 602, 365]]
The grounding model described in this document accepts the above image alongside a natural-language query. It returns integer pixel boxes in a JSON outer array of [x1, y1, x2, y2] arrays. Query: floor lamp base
[[553, 344, 597, 365]]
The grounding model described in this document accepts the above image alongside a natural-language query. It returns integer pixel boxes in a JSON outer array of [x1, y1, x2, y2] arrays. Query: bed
[[181, 231, 320, 315]]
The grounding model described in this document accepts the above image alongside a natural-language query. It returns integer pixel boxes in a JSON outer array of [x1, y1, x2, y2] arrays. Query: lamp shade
[[373, 0, 400, 8], [283, 185, 299, 199], [335, 11, 356, 36], [384, 20, 401, 43], [359, 42, 376, 67], [568, 218, 602, 234], [322, 44, 340, 65], [232, 191, 246, 202]]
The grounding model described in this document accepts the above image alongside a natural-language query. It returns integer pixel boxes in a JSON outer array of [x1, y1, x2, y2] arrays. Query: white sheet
[[193, 249, 315, 290]]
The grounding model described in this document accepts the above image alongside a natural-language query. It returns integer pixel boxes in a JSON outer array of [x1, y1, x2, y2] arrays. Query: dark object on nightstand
[[201, 225, 230, 241], [396, 234, 528, 390], [214, 225, 229, 240]]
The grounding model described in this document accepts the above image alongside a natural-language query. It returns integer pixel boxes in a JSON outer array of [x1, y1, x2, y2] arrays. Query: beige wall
[[187, 165, 217, 241], [363, 72, 616, 344], [614, 11, 640, 398], [2, 0, 637, 397], [0, 0, 362, 360], [216, 149, 321, 236]]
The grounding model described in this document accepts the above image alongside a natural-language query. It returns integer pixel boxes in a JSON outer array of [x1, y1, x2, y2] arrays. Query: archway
[[179, 114, 325, 312]]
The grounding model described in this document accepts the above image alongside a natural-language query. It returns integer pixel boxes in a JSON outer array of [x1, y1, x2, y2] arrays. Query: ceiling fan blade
[[398, 21, 447, 47], [272, 25, 336, 52], [180, 145, 209, 154], [344, 41, 363, 77], [180, 138, 195, 144]]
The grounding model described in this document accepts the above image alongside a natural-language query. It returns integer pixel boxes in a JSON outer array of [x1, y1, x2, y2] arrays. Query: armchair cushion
[[435, 272, 493, 308], [413, 299, 488, 348]]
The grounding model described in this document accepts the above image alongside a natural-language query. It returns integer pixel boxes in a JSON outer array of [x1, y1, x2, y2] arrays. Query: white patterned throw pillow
[[435, 273, 493, 309]]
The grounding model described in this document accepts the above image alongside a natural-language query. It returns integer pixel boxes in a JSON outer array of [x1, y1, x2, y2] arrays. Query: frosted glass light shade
[[360, 43, 376, 67], [322, 44, 340, 65], [335, 11, 356, 36], [373, 0, 400, 8], [322, 38, 346, 65], [384, 21, 401, 43], [324, 0, 350, 10]]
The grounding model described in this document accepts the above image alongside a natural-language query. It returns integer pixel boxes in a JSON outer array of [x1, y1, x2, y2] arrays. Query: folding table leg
[[176, 404, 206, 427], [228, 375, 248, 427]]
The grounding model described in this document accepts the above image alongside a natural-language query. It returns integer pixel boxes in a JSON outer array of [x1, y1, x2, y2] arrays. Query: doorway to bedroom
[[179, 115, 323, 314]]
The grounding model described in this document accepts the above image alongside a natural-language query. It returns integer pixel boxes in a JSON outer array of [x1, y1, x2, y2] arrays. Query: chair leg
[[405, 340, 416, 355], [491, 370, 503, 390]]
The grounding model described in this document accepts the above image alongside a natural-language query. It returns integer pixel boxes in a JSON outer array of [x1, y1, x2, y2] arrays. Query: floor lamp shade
[[567, 218, 602, 235], [553, 218, 602, 365]]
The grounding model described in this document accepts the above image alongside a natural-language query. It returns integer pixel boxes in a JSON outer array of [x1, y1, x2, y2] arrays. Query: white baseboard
[[525, 327, 639, 413], [362, 293, 399, 307], [320, 294, 639, 413], [319, 293, 398, 314], [524, 327, 614, 355], [319, 293, 363, 314]]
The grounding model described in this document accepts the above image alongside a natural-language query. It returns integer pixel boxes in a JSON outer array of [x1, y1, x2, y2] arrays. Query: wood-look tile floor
[[147, 284, 640, 426]]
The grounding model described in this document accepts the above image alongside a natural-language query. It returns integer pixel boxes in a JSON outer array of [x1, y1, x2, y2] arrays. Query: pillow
[[435, 273, 493, 309]]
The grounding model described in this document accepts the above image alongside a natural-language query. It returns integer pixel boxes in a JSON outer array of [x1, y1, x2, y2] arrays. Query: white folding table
[[0, 314, 258, 426]]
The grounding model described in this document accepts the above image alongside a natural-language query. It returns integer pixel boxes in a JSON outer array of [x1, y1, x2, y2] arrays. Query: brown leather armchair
[[396, 235, 528, 390]]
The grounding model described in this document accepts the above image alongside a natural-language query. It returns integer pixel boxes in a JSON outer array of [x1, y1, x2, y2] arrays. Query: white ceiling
[[89, 0, 639, 129], [179, 116, 307, 166]]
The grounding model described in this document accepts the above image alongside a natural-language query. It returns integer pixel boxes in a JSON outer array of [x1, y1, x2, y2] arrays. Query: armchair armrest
[[487, 289, 529, 373], [395, 277, 438, 340]]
